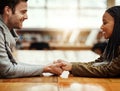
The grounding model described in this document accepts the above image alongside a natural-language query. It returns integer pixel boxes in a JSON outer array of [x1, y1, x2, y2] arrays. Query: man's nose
[[24, 13, 28, 19]]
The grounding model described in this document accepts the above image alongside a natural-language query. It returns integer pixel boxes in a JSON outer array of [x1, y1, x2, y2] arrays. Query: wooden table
[[0, 50, 120, 91]]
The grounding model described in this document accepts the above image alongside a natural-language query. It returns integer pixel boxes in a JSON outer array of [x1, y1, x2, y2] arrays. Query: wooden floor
[[0, 50, 120, 91]]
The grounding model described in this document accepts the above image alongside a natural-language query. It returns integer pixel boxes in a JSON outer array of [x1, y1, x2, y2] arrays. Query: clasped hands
[[43, 59, 72, 75]]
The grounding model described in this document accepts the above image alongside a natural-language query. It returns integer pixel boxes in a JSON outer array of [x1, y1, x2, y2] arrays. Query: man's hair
[[0, 0, 28, 14]]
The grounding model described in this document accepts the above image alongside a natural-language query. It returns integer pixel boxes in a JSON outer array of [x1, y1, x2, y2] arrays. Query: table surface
[[0, 50, 120, 91]]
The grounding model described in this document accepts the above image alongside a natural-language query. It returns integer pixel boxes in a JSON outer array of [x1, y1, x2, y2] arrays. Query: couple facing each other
[[0, 0, 120, 78]]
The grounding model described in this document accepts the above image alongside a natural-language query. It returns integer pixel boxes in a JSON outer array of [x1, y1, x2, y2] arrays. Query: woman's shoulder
[[118, 46, 120, 54], [118, 45, 120, 48]]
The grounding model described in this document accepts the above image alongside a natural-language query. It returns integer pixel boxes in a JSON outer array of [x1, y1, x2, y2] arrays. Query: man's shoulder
[[0, 20, 5, 29]]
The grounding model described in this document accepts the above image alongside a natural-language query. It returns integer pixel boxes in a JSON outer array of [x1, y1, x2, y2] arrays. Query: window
[[115, 0, 120, 5], [23, 0, 107, 29]]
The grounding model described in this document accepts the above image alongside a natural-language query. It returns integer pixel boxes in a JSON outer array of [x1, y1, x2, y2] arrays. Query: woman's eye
[[103, 22, 107, 25]]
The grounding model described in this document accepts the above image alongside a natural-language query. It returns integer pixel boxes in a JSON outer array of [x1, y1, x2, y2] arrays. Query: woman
[[56, 6, 120, 77]]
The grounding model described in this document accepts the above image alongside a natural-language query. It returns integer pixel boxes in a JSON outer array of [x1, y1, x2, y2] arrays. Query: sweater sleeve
[[0, 30, 44, 78], [71, 54, 120, 77], [1, 61, 44, 78]]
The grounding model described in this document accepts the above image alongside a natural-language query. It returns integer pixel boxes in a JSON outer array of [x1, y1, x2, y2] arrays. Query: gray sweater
[[0, 15, 44, 78]]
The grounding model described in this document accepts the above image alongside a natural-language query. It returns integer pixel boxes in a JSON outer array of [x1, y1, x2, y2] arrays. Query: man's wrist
[[43, 65, 50, 73]]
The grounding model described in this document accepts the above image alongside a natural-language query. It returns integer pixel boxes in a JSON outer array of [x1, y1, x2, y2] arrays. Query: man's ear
[[4, 6, 12, 15]]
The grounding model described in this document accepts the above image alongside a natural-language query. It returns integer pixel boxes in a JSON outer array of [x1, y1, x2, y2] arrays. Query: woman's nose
[[100, 25, 103, 30]]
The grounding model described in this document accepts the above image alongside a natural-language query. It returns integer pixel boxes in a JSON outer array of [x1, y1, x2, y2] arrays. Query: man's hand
[[54, 59, 72, 71], [43, 62, 63, 75]]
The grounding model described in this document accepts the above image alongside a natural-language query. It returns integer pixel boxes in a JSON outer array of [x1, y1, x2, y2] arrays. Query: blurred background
[[16, 0, 120, 54]]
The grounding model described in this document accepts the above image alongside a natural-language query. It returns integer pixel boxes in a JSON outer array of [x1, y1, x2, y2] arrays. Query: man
[[0, 0, 63, 78]]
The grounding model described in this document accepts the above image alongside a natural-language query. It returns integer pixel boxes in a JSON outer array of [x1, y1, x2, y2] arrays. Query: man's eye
[[21, 11, 27, 14]]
